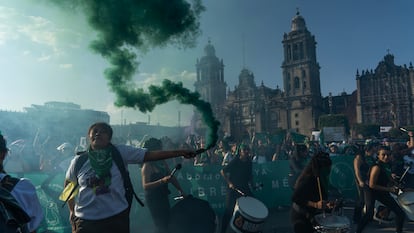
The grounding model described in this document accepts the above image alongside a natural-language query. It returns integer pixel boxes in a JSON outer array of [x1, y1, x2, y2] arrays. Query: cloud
[[135, 68, 196, 89], [37, 53, 51, 62], [0, 6, 20, 45], [59, 63, 72, 69], [0, 5, 84, 61], [106, 68, 197, 125], [18, 16, 59, 52]]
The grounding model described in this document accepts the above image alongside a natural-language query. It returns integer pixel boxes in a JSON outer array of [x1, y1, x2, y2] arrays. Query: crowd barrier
[[14, 156, 356, 232]]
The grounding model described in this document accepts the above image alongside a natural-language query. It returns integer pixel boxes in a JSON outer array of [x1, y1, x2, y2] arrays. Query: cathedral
[[194, 11, 323, 141], [356, 53, 414, 127]]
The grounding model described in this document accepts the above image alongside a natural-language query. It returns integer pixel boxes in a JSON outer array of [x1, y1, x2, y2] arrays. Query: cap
[[329, 142, 338, 147]]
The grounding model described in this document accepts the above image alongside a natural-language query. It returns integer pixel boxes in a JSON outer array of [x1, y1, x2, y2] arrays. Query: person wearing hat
[[220, 143, 254, 233], [0, 132, 44, 233], [328, 142, 340, 156], [64, 122, 197, 233], [141, 137, 186, 233]]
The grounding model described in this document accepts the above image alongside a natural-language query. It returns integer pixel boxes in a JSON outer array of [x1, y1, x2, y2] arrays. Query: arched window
[[294, 77, 300, 89]]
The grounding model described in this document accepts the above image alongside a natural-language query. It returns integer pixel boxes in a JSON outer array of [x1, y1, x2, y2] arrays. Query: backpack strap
[[62, 146, 144, 208], [61, 153, 88, 208], [109, 144, 144, 207], [0, 175, 20, 192]]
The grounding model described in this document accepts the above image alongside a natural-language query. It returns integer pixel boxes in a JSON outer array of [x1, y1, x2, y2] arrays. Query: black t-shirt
[[292, 175, 328, 215], [222, 157, 253, 194]]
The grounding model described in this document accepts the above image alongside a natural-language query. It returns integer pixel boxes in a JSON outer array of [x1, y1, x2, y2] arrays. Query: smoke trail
[[46, 0, 219, 148]]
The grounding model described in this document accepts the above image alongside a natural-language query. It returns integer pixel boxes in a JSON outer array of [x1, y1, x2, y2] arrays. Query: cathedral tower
[[193, 40, 227, 136], [281, 11, 322, 134], [195, 40, 226, 114]]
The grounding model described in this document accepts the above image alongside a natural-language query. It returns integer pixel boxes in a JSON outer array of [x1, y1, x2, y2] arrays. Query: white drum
[[230, 196, 268, 233], [397, 191, 414, 219], [397, 191, 414, 206], [313, 213, 350, 233]]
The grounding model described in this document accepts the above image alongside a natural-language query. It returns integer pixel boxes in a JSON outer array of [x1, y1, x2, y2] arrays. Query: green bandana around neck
[[88, 147, 113, 185]]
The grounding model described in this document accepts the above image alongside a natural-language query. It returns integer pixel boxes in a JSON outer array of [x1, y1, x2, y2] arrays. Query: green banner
[[13, 156, 356, 232]]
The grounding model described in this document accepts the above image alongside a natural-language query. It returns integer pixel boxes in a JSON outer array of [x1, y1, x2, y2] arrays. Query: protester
[[0, 132, 44, 233], [194, 140, 211, 166], [352, 145, 369, 223], [290, 152, 334, 233], [288, 144, 309, 190], [252, 139, 270, 164], [222, 143, 236, 166], [3, 139, 31, 176], [328, 142, 340, 156], [141, 137, 186, 233], [356, 145, 405, 233], [63, 122, 197, 233], [220, 143, 254, 233], [402, 130, 414, 188]]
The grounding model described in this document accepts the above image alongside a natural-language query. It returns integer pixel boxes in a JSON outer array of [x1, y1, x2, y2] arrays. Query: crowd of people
[[3, 122, 414, 233]]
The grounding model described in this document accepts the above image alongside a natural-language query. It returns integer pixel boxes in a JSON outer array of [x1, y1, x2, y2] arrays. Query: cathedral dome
[[291, 11, 307, 32]]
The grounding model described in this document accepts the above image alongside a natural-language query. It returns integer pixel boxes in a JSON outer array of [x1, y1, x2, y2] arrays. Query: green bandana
[[88, 147, 113, 186]]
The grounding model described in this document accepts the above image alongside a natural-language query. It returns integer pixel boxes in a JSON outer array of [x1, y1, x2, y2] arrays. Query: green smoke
[[46, 0, 219, 148]]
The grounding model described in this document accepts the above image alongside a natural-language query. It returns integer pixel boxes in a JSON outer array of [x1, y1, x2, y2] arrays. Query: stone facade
[[356, 54, 414, 127], [194, 11, 323, 140]]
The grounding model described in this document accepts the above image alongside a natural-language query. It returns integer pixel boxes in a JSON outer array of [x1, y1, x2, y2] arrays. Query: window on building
[[294, 77, 300, 89], [299, 42, 304, 59], [293, 44, 299, 60], [287, 45, 292, 61]]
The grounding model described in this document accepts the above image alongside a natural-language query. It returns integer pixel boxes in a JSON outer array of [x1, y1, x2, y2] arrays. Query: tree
[[352, 123, 380, 138], [318, 114, 350, 135]]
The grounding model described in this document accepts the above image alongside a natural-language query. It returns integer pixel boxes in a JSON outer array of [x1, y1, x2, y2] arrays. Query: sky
[[0, 0, 413, 126]]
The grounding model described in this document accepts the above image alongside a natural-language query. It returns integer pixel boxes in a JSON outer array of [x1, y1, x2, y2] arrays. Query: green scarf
[[88, 147, 113, 186]]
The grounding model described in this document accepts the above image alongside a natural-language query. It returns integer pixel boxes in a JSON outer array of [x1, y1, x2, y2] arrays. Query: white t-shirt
[[0, 173, 44, 232], [65, 144, 146, 220]]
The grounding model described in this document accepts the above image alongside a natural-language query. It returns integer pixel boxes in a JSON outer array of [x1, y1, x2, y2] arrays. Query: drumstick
[[317, 177, 325, 217], [317, 177, 323, 202]]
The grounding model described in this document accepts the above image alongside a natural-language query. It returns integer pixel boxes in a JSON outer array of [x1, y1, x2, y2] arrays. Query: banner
[[14, 156, 356, 232]]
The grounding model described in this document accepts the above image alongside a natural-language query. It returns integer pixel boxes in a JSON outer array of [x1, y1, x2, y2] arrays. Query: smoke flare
[[46, 0, 219, 148]]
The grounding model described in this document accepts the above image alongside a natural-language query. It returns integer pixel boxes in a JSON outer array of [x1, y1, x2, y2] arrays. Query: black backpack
[[0, 175, 31, 233], [63, 144, 143, 208]]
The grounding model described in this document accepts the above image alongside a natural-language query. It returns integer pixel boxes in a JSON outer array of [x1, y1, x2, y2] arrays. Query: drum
[[397, 191, 414, 205], [397, 191, 414, 220], [230, 196, 268, 233], [168, 196, 216, 233], [313, 213, 350, 233]]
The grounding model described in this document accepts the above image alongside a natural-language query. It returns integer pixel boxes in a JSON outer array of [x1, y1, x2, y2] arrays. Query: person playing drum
[[356, 145, 406, 233], [220, 143, 254, 233], [290, 152, 335, 233]]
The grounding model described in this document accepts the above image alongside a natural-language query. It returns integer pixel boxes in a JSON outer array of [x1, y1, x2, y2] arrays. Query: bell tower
[[281, 10, 322, 134], [195, 40, 227, 119]]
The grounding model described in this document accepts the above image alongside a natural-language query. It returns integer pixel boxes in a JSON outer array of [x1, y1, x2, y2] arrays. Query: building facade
[[0, 101, 109, 146], [194, 11, 323, 140], [356, 54, 414, 127]]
